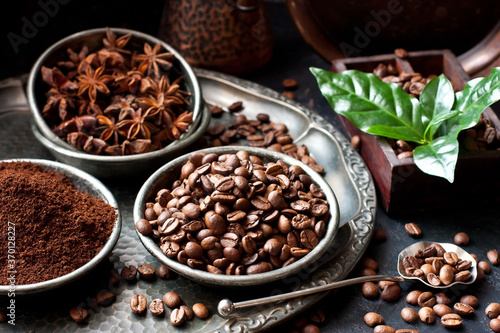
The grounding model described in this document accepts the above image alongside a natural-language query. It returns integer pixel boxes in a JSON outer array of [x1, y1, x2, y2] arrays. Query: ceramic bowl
[[133, 146, 340, 287], [0, 159, 121, 295], [26, 27, 210, 179]]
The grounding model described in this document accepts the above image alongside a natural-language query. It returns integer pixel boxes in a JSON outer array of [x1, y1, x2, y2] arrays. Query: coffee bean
[[364, 312, 384, 327], [427, 272, 441, 286], [69, 307, 88, 323], [192, 303, 210, 319], [418, 291, 436, 307], [441, 313, 462, 328], [94, 290, 116, 306], [454, 270, 471, 282], [444, 252, 459, 265], [149, 298, 165, 316], [486, 303, 500, 319], [163, 291, 182, 308], [350, 135, 361, 150], [395, 330, 418, 333], [137, 263, 156, 279], [121, 265, 137, 282], [378, 281, 397, 290], [459, 295, 479, 308], [434, 292, 450, 305], [360, 267, 377, 276], [487, 249, 499, 265], [180, 305, 194, 320], [282, 78, 298, 89], [433, 303, 453, 317], [439, 264, 454, 285], [490, 318, 500, 333], [401, 307, 418, 323], [373, 325, 396, 333], [247, 261, 272, 274], [308, 308, 326, 324], [282, 91, 295, 99], [228, 101, 243, 113], [406, 290, 422, 305], [361, 257, 379, 271], [381, 283, 401, 302], [136, 218, 152, 235], [478, 260, 491, 274], [419, 306, 435, 323], [454, 302, 474, 316], [404, 223, 421, 237], [454, 232, 469, 245], [372, 228, 386, 241], [361, 282, 379, 299], [170, 308, 186, 326], [130, 294, 147, 314]]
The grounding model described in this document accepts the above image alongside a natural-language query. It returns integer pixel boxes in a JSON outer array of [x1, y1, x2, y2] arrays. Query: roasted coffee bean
[[435, 292, 450, 305], [228, 101, 243, 113], [419, 306, 435, 324], [487, 249, 499, 265], [378, 281, 397, 290], [454, 302, 474, 316], [433, 303, 453, 317], [350, 135, 361, 150], [364, 312, 384, 327], [372, 228, 387, 241], [360, 267, 377, 276], [282, 78, 298, 89], [441, 313, 463, 328], [401, 307, 418, 323], [491, 318, 500, 332], [157, 265, 171, 280], [460, 295, 479, 308], [192, 303, 210, 319], [439, 264, 454, 285], [361, 257, 379, 272], [380, 283, 401, 302], [395, 330, 418, 333], [361, 282, 379, 299], [121, 265, 138, 282], [137, 263, 156, 279], [308, 308, 326, 324], [179, 305, 194, 321], [149, 298, 164, 316], [373, 325, 396, 333], [479, 260, 491, 274], [454, 270, 471, 282], [404, 223, 421, 237], [443, 252, 459, 265], [486, 303, 500, 318], [300, 229, 318, 249], [427, 272, 441, 286], [454, 232, 469, 245], [69, 307, 89, 323], [170, 308, 186, 326], [406, 290, 422, 305], [163, 291, 182, 308], [130, 294, 147, 314], [418, 291, 436, 307], [94, 290, 116, 306], [247, 261, 272, 274], [136, 218, 152, 235]]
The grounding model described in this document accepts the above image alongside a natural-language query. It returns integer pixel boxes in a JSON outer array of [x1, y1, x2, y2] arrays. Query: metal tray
[[0, 70, 376, 332]]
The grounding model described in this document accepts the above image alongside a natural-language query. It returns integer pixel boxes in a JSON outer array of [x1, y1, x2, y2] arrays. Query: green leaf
[[444, 67, 500, 138], [419, 74, 455, 140], [413, 136, 459, 183], [311, 67, 426, 143]]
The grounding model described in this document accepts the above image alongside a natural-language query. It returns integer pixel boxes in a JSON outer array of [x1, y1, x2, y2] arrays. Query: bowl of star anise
[[27, 27, 210, 178]]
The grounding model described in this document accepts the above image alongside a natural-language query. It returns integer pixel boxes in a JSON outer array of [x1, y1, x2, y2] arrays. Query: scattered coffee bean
[[157, 264, 172, 279], [378, 281, 397, 290], [454, 232, 469, 245], [454, 302, 474, 316], [351, 135, 361, 150], [180, 305, 194, 320], [136, 218, 152, 235], [163, 291, 182, 308], [373, 325, 396, 333], [362, 257, 379, 271], [210, 105, 223, 116], [137, 263, 156, 279], [401, 307, 418, 323], [360, 267, 377, 276], [69, 307, 89, 323], [404, 223, 421, 237], [364, 312, 384, 327], [301, 323, 320, 333], [130, 294, 147, 314], [433, 303, 453, 317], [419, 306, 435, 324], [491, 318, 500, 333], [434, 292, 450, 305], [121, 265, 138, 282], [486, 303, 500, 319], [361, 281, 380, 299], [192, 302, 210, 319], [94, 290, 116, 306], [471, 253, 479, 263], [441, 313, 463, 328], [395, 329, 418, 333], [308, 308, 326, 324], [406, 290, 422, 305], [487, 249, 499, 265], [418, 291, 436, 308], [170, 307, 186, 326], [282, 91, 295, 100], [478, 260, 491, 274], [149, 298, 165, 316], [459, 295, 479, 308], [228, 101, 243, 113], [397, 151, 413, 159], [372, 228, 387, 241], [381, 283, 401, 302], [282, 78, 298, 89]]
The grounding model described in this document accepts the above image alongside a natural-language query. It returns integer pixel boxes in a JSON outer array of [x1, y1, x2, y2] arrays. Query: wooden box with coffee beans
[[330, 49, 500, 215]]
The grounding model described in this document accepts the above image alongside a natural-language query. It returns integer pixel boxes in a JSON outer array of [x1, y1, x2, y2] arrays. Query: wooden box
[[331, 50, 500, 216]]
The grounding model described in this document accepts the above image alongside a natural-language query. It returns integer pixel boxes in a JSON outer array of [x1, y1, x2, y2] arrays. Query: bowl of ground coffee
[[26, 27, 210, 179], [133, 146, 340, 287], [0, 159, 121, 295]]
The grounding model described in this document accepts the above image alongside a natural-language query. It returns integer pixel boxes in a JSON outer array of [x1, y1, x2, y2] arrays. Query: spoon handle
[[218, 275, 405, 316]]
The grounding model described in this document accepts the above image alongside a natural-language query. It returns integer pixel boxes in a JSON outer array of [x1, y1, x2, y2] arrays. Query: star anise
[[103, 94, 136, 119], [117, 108, 158, 140], [135, 43, 174, 78], [114, 70, 145, 94], [53, 115, 97, 138], [41, 66, 78, 120], [96, 115, 121, 145], [105, 139, 152, 156], [77, 65, 113, 102], [168, 111, 193, 140], [76, 99, 103, 116], [67, 132, 107, 154], [102, 27, 132, 54], [56, 46, 89, 79]]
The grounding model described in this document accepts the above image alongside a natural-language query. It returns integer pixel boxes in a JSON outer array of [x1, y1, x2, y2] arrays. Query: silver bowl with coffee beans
[[0, 159, 121, 295], [133, 146, 340, 287], [27, 27, 210, 178]]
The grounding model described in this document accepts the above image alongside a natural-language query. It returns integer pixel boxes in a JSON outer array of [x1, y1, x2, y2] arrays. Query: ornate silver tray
[[0, 69, 376, 332]]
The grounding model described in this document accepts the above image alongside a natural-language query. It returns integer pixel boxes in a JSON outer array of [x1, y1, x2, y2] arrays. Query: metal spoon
[[218, 241, 477, 317]]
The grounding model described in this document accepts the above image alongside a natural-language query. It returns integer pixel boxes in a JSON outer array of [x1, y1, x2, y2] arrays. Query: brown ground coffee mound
[[0, 161, 116, 285]]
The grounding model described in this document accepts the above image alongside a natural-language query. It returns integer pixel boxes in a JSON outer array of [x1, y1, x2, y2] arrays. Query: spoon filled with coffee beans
[[218, 241, 477, 317]]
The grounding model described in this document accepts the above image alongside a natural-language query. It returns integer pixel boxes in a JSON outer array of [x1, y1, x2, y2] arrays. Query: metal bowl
[[26, 27, 210, 179], [0, 159, 121, 295], [133, 146, 340, 288]]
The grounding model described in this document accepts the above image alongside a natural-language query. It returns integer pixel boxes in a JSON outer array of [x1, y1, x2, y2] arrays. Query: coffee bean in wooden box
[[331, 49, 500, 216]]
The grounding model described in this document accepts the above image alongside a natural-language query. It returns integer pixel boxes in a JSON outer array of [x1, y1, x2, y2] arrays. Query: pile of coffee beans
[[401, 243, 473, 286], [138, 150, 331, 275]]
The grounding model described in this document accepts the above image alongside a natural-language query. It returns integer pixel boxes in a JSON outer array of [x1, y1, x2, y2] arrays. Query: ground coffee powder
[[0, 161, 116, 285]]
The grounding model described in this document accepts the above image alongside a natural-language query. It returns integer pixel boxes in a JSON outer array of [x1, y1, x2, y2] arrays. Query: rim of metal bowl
[[133, 146, 340, 287], [26, 27, 205, 163], [0, 159, 121, 295]]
